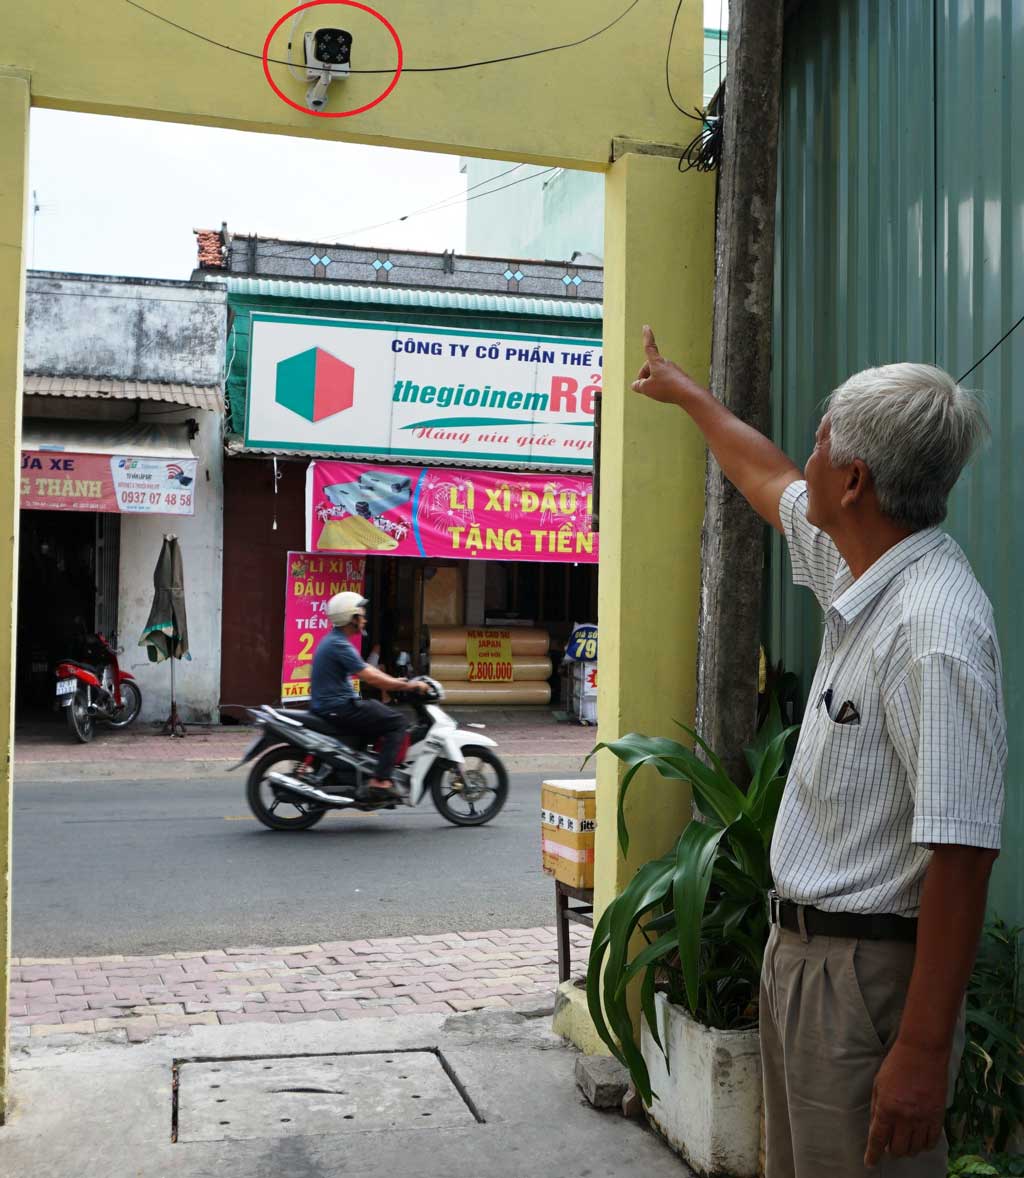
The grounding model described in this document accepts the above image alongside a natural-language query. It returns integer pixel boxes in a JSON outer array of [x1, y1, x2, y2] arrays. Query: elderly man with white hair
[[632, 328, 1006, 1178]]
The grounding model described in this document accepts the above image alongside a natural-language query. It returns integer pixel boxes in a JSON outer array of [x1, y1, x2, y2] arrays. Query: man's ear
[[841, 459, 872, 509]]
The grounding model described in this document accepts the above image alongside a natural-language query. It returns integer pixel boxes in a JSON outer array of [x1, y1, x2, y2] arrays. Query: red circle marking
[[262, 1, 403, 118]]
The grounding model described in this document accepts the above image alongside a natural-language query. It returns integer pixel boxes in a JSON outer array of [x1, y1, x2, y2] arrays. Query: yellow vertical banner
[[466, 630, 513, 682]]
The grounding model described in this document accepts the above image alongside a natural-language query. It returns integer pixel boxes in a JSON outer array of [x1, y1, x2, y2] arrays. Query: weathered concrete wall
[[117, 406, 224, 724], [25, 273, 225, 386]]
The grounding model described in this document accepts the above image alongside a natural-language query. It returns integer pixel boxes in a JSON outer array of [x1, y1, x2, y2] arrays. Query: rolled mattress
[[429, 656, 553, 682], [437, 681, 552, 706], [429, 626, 550, 656]]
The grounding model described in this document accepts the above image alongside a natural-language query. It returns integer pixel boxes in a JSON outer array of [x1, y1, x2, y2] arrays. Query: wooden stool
[[555, 880, 594, 983]]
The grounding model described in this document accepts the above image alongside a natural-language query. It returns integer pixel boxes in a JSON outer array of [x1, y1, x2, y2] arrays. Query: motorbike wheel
[[66, 688, 95, 743], [429, 746, 509, 827], [246, 746, 328, 831], [107, 681, 142, 728]]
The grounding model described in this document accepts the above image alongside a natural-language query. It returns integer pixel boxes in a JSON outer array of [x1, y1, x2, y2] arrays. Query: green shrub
[[947, 920, 1024, 1155]]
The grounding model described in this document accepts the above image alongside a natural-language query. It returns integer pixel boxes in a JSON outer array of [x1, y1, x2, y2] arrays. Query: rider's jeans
[[322, 700, 406, 782]]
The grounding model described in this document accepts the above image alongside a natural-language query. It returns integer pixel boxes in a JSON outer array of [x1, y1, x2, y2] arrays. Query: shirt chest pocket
[[816, 711, 866, 778], [812, 703, 884, 790]]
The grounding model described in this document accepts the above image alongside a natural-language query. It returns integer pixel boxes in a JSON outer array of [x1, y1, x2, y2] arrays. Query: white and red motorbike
[[230, 677, 508, 830]]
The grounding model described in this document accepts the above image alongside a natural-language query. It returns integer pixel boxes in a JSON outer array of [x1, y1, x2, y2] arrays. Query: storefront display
[[427, 624, 554, 705], [223, 288, 602, 714]]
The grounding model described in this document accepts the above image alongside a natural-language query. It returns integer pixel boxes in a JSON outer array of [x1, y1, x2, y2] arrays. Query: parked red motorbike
[[55, 633, 142, 743]]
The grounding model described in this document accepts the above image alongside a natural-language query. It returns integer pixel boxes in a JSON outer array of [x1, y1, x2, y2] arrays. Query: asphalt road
[[12, 770, 555, 957]]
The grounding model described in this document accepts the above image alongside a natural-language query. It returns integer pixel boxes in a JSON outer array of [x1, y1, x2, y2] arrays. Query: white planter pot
[[641, 992, 762, 1178]]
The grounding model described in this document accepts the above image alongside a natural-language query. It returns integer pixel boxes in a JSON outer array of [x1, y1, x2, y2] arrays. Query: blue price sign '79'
[[566, 624, 598, 663]]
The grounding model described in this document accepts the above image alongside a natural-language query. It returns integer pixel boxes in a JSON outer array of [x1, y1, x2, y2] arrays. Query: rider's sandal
[[368, 784, 399, 803]]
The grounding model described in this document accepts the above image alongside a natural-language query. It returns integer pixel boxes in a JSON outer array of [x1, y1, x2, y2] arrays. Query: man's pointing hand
[[631, 325, 697, 405]]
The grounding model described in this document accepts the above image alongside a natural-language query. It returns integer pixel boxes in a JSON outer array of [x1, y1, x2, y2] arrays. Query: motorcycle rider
[[310, 592, 428, 802]]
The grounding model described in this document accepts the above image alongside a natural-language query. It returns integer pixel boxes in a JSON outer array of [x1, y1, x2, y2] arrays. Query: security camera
[[304, 28, 352, 110]]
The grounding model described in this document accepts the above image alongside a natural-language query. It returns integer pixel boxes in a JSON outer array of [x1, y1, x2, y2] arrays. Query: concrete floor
[[3, 1008, 693, 1178]]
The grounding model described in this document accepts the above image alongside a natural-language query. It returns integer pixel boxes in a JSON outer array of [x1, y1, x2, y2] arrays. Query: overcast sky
[[28, 112, 472, 279], [28, 2, 727, 281]]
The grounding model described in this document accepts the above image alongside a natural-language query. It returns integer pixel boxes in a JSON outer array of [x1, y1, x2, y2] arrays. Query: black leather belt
[[768, 891, 917, 943]]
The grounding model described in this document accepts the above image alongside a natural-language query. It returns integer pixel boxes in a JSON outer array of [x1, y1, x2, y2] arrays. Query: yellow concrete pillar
[[0, 71, 29, 1124], [554, 147, 714, 1048], [595, 147, 714, 914]]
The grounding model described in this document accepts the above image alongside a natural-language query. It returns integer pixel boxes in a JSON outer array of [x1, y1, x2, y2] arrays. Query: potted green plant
[[585, 702, 796, 1178]]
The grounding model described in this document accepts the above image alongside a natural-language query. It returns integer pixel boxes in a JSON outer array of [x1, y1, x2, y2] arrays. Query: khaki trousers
[[760, 925, 965, 1178]]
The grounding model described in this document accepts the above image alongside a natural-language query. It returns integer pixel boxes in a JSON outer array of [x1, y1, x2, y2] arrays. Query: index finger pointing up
[[642, 324, 660, 359]]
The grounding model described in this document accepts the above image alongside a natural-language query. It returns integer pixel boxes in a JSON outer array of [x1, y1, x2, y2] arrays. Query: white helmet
[[326, 592, 368, 627]]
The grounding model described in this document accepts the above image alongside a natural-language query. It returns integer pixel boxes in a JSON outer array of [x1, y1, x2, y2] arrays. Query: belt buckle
[[767, 888, 782, 926]]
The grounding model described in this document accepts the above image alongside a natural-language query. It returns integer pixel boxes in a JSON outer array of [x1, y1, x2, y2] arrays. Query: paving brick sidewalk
[[10, 925, 592, 1041], [15, 707, 595, 772]]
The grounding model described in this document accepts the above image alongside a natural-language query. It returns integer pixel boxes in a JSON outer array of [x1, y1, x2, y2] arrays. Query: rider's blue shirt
[[310, 628, 367, 714]]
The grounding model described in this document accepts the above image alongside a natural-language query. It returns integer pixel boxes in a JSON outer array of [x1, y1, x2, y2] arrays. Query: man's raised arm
[[632, 326, 801, 534]]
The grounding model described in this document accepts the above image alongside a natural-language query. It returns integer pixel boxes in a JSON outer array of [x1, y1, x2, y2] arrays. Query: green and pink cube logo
[[276, 347, 355, 422]]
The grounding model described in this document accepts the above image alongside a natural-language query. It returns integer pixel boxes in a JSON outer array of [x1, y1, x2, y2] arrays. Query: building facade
[[21, 272, 226, 723], [193, 231, 603, 715]]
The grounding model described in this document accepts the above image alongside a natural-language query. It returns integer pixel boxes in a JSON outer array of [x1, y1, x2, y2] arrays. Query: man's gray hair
[[826, 362, 989, 530]]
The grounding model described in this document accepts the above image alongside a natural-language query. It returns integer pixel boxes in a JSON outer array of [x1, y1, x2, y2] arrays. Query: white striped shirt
[[772, 481, 1006, 917]]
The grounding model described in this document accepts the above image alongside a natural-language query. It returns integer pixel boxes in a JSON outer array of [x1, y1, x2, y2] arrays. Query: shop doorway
[[16, 510, 120, 713]]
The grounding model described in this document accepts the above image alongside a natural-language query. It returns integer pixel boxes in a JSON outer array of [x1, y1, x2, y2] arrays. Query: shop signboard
[[565, 623, 597, 722], [281, 552, 367, 701], [246, 313, 599, 469], [20, 450, 198, 515], [306, 459, 597, 565], [565, 623, 598, 663]]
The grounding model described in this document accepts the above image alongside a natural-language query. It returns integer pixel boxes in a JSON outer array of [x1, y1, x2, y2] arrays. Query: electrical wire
[[677, 81, 724, 173], [124, 0, 643, 75], [325, 161, 526, 239], [957, 310, 1024, 384], [665, 0, 701, 120], [257, 165, 557, 257], [341, 165, 556, 237], [666, 0, 724, 173]]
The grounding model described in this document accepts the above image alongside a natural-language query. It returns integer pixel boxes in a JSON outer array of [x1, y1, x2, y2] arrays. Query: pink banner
[[307, 460, 597, 564], [281, 552, 366, 701], [20, 450, 198, 515]]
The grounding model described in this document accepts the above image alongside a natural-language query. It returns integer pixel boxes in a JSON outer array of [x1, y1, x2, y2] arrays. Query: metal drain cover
[[175, 1052, 479, 1143]]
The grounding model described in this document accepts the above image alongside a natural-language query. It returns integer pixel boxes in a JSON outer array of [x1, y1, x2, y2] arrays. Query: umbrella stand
[[161, 655, 186, 737]]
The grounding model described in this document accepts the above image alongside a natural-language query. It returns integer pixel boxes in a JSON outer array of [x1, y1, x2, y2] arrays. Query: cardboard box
[[542, 779, 597, 889]]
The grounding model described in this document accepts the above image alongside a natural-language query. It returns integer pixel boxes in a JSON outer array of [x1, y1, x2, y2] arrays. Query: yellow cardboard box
[[541, 779, 597, 889]]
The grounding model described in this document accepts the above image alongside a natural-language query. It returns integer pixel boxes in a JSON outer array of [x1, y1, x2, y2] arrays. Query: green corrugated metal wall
[[225, 295, 602, 437], [769, 0, 1024, 921]]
